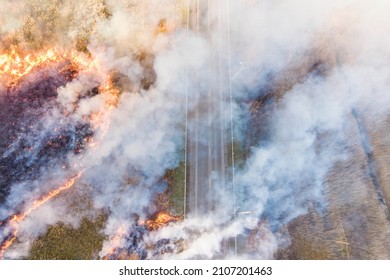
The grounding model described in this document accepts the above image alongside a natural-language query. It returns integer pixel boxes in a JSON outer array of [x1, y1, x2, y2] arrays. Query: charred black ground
[[0, 62, 96, 204]]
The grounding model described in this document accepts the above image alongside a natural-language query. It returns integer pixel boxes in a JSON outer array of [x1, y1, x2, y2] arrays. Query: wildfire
[[0, 48, 58, 85], [0, 46, 120, 149], [0, 233, 17, 259], [0, 172, 83, 259], [102, 226, 127, 260], [0, 47, 114, 90], [0, 48, 75, 87], [145, 211, 181, 231], [102, 212, 181, 260], [10, 171, 84, 223], [0, 46, 128, 260]]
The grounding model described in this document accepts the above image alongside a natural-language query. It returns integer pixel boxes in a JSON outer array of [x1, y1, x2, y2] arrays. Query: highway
[[184, 0, 236, 255]]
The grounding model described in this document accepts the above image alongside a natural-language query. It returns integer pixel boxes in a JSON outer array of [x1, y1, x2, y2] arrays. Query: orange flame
[[0, 47, 119, 151], [0, 172, 83, 259], [0, 48, 113, 89], [0, 47, 119, 259], [0, 232, 17, 259], [102, 226, 127, 260], [145, 211, 181, 231], [0, 49, 60, 85], [102, 212, 181, 259], [10, 172, 84, 223]]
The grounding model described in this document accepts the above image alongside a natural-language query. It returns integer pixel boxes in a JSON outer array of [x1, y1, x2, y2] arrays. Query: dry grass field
[[278, 113, 390, 259]]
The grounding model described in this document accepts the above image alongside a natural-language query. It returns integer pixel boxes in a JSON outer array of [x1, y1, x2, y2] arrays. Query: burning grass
[[0, 45, 120, 258], [102, 211, 183, 260], [0, 172, 83, 258], [144, 211, 181, 231], [22, 183, 107, 260], [0, 48, 91, 88]]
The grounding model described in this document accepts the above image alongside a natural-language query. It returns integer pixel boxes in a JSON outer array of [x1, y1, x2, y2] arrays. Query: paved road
[[185, 0, 235, 255], [186, 0, 227, 215]]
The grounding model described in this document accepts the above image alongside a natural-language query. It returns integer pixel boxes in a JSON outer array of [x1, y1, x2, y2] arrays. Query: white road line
[[217, 0, 226, 190], [226, 0, 237, 256], [207, 0, 212, 192], [183, 0, 190, 219], [194, 0, 200, 216], [232, 66, 245, 80]]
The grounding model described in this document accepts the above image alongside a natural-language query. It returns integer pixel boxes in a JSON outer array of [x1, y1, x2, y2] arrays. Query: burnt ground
[[0, 64, 95, 204]]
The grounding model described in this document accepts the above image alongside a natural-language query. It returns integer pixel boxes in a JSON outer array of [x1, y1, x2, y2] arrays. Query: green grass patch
[[29, 213, 107, 260], [227, 141, 247, 171], [164, 161, 186, 216]]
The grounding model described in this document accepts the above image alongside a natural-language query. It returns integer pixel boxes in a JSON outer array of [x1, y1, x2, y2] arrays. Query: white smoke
[[1, 0, 390, 259]]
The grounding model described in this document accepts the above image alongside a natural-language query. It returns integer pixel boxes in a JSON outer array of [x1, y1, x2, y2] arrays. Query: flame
[[0, 48, 60, 85], [102, 212, 181, 259], [0, 44, 121, 259], [0, 47, 113, 89], [145, 211, 181, 231], [0, 47, 120, 152], [10, 172, 84, 223], [0, 47, 120, 116], [102, 226, 127, 260], [0, 232, 17, 259], [0, 172, 83, 259], [0, 47, 120, 259]]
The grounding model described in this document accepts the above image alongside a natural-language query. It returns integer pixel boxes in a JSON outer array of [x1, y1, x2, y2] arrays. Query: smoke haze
[[1, 0, 390, 259]]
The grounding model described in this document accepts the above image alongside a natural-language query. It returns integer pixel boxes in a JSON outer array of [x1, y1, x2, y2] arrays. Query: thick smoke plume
[[1, 0, 390, 259]]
